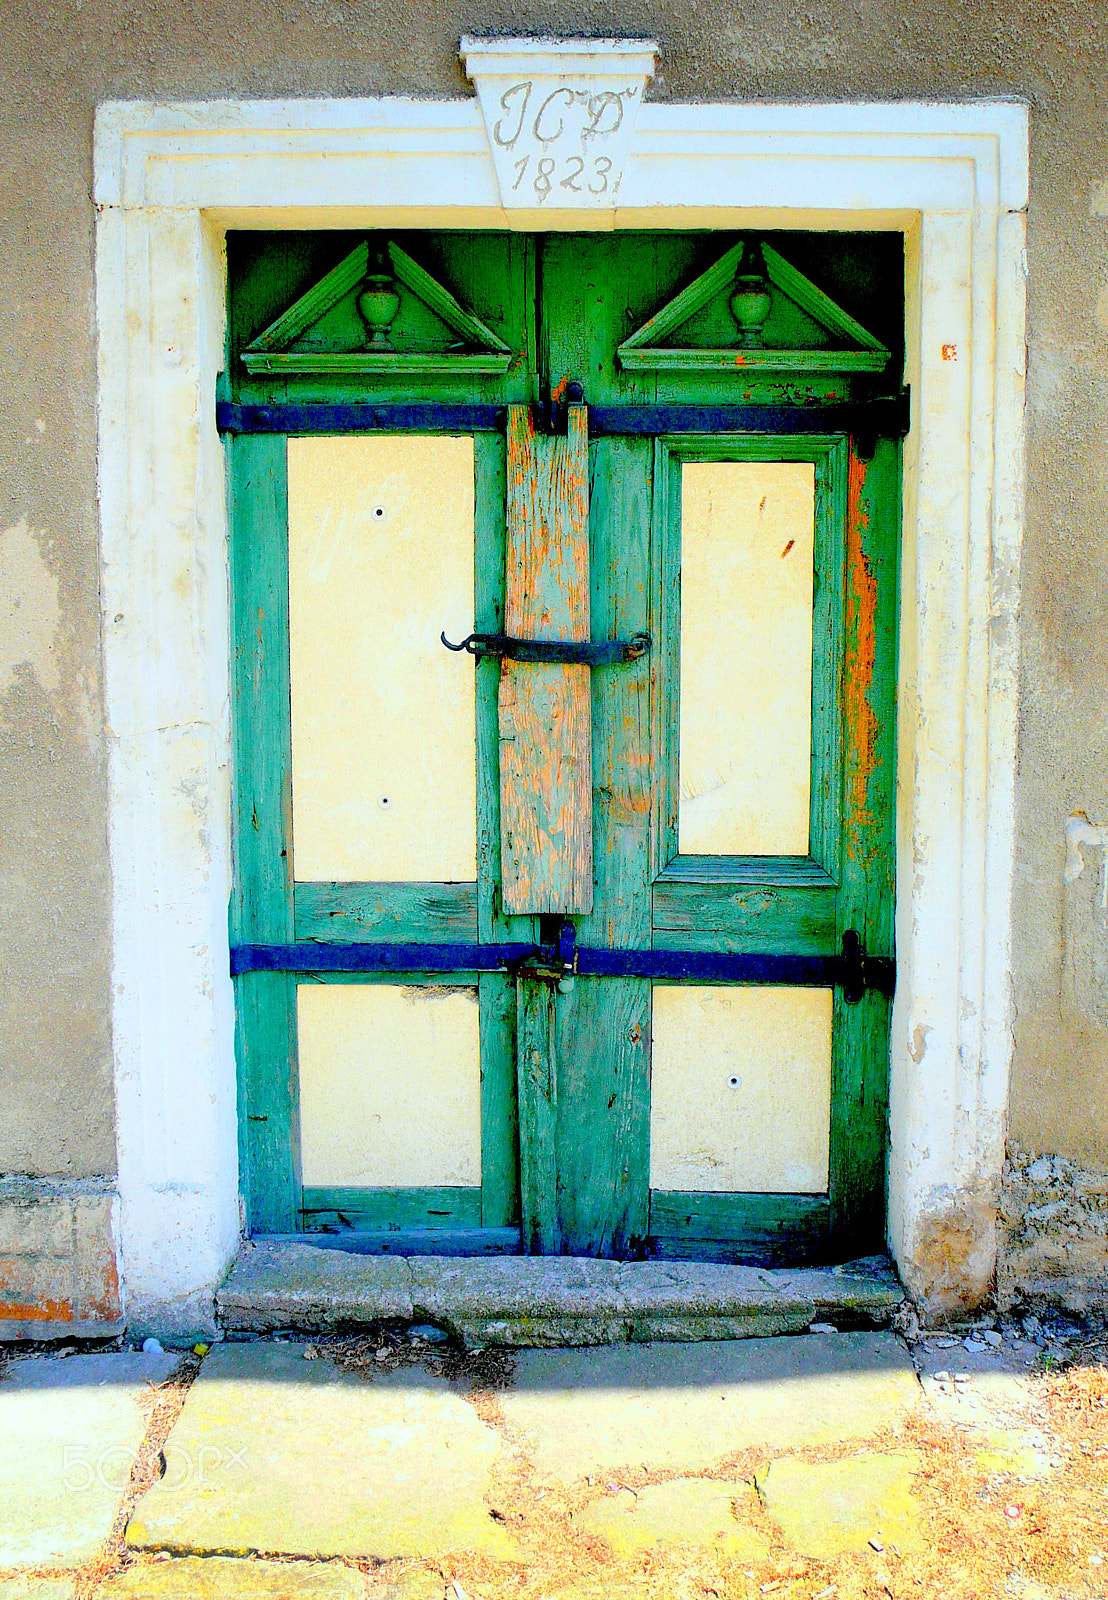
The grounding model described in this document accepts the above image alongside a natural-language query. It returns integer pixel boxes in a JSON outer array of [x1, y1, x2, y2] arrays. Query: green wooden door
[[226, 228, 902, 1264]]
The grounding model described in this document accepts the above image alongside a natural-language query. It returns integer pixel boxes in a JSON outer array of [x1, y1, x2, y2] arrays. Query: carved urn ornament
[[729, 243, 773, 348], [357, 247, 401, 351]]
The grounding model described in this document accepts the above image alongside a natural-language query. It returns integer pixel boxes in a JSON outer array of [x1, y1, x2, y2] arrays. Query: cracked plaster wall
[[1, 2, 1106, 1238]]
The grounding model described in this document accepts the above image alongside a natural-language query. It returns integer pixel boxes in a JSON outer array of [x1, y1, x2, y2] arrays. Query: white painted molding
[[94, 88, 1028, 1320]]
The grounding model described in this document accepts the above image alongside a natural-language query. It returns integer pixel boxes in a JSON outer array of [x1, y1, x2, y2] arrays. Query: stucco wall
[[0, 1, 1105, 1193]]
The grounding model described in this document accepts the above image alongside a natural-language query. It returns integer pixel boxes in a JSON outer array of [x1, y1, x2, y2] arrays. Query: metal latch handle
[[442, 631, 650, 666]]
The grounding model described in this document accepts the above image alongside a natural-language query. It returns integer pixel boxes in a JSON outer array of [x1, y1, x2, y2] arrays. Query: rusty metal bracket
[[441, 631, 650, 666]]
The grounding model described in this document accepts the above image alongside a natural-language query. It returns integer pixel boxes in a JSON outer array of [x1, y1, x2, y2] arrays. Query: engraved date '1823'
[[491, 80, 638, 202]]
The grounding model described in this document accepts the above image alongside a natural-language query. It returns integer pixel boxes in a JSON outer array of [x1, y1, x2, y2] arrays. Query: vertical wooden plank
[[228, 432, 300, 1233], [474, 431, 524, 1229], [499, 404, 593, 914], [650, 437, 681, 877], [828, 436, 900, 1255], [809, 440, 847, 877], [516, 977, 560, 1254], [553, 435, 654, 1257]]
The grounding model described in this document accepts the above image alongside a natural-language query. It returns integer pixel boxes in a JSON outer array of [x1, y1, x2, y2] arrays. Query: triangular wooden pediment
[[243, 240, 512, 375], [617, 240, 890, 375]]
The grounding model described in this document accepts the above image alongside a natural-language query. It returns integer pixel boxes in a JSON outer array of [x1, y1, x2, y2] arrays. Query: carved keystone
[[460, 36, 657, 210]]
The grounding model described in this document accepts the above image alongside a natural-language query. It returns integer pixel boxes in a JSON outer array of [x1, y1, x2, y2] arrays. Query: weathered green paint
[[651, 435, 846, 877], [244, 238, 512, 374], [475, 428, 528, 1235], [649, 1191, 832, 1266], [618, 239, 890, 375], [499, 404, 593, 915], [228, 231, 901, 1263], [228, 434, 299, 1233], [246, 352, 511, 374], [516, 978, 559, 1254], [229, 231, 534, 409], [545, 434, 653, 1257], [826, 438, 900, 1258], [652, 877, 837, 954], [301, 1186, 482, 1229], [294, 881, 477, 943]]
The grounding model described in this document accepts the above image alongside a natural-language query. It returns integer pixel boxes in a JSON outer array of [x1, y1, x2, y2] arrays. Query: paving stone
[[217, 1243, 413, 1333], [499, 1332, 919, 1481], [126, 1343, 521, 1562], [98, 1556, 366, 1597], [617, 1263, 814, 1342], [575, 1477, 771, 1558], [0, 1580, 75, 1600], [409, 1256, 627, 1346], [373, 1572, 445, 1600], [974, 1428, 1054, 1479], [0, 1350, 178, 1568], [758, 1451, 924, 1557]]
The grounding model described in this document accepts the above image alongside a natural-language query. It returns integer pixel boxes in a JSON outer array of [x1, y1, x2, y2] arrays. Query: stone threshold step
[[218, 1242, 904, 1346]]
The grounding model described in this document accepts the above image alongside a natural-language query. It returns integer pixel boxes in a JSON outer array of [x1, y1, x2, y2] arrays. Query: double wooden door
[[227, 229, 902, 1264]]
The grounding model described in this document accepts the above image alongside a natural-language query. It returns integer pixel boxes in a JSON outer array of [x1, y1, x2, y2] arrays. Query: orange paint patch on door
[[499, 404, 593, 914], [844, 447, 879, 854]]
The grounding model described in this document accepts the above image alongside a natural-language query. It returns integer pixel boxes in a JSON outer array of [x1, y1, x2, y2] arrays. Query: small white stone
[[142, 1337, 164, 1355], [964, 1337, 988, 1353], [981, 1330, 1003, 1346], [809, 1322, 838, 1335]]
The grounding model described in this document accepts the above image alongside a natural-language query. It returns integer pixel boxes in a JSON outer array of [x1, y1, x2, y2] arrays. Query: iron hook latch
[[442, 631, 650, 666]]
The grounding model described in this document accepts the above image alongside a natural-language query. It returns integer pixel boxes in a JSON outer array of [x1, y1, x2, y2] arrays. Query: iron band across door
[[230, 928, 894, 1003], [441, 630, 651, 665], [215, 391, 911, 450]]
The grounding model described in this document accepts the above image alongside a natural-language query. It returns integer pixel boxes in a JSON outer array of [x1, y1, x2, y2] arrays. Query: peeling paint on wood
[[844, 446, 879, 852], [499, 404, 593, 914]]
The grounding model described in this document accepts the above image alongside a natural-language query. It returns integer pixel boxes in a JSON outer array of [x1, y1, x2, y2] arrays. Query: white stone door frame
[[94, 88, 1028, 1332]]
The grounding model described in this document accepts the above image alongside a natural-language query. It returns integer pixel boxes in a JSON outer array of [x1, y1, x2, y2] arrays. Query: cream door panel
[[288, 435, 476, 882], [679, 461, 815, 857], [297, 984, 481, 1187], [650, 985, 832, 1193]]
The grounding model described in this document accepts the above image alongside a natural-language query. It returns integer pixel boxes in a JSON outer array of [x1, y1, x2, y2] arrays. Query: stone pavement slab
[[0, 1580, 74, 1600], [125, 1343, 521, 1562], [499, 1331, 919, 1481], [758, 1450, 924, 1557], [574, 1477, 771, 1559], [973, 1426, 1054, 1479], [0, 1349, 178, 1568], [98, 1555, 367, 1597]]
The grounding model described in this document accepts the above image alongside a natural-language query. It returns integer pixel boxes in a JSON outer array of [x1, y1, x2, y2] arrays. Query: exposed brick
[[0, 1196, 73, 1256], [73, 1196, 121, 1321], [0, 1254, 74, 1323]]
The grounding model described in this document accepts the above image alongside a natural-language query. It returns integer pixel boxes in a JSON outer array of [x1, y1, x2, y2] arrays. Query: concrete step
[[217, 1242, 904, 1346]]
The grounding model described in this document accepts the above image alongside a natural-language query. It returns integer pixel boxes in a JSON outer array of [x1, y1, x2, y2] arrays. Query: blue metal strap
[[230, 932, 894, 999]]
